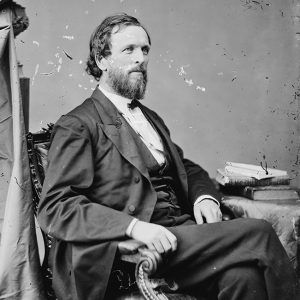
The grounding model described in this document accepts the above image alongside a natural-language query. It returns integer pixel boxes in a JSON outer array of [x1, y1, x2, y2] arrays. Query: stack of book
[[216, 162, 299, 201]]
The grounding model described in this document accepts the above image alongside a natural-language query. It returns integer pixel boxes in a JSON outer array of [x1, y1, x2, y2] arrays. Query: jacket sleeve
[[37, 115, 134, 243], [174, 144, 221, 204]]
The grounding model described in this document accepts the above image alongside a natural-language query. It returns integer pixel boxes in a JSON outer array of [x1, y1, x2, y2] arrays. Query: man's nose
[[132, 48, 146, 64]]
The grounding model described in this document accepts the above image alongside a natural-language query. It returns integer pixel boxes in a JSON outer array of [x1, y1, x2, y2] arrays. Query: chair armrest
[[118, 239, 145, 255], [118, 239, 163, 275], [117, 239, 192, 300]]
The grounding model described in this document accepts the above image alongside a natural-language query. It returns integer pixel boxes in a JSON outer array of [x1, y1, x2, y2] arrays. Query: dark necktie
[[127, 99, 140, 110]]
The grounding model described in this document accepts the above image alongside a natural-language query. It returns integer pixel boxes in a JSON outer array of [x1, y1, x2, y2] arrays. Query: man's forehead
[[110, 25, 149, 46]]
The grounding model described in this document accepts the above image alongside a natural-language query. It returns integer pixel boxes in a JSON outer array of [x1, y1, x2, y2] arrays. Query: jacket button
[[134, 177, 140, 183], [128, 205, 136, 214], [115, 117, 122, 129]]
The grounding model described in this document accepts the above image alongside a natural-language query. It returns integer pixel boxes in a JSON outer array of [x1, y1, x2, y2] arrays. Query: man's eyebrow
[[122, 43, 135, 49], [121, 43, 150, 50]]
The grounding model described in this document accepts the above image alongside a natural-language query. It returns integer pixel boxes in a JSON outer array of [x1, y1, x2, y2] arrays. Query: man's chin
[[128, 77, 146, 89]]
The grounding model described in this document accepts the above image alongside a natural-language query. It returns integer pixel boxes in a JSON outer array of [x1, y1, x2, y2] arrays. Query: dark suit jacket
[[38, 88, 221, 300]]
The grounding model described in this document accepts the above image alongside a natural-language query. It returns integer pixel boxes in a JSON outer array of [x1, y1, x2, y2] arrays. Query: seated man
[[38, 13, 299, 300]]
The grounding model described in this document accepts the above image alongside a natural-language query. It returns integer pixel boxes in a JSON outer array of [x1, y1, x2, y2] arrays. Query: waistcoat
[[123, 115, 192, 226]]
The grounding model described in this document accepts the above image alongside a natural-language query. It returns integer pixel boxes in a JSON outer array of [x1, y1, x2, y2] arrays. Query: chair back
[[27, 124, 57, 300], [27, 128, 51, 213]]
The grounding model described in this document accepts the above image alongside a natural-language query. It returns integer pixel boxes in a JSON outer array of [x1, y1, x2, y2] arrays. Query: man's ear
[[95, 54, 108, 72]]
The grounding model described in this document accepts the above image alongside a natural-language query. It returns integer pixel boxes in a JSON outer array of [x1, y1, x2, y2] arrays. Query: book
[[216, 168, 291, 187], [242, 185, 299, 201], [225, 162, 288, 180]]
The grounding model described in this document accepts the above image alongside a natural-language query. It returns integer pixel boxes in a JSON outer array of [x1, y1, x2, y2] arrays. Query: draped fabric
[[0, 8, 45, 299], [222, 196, 300, 277]]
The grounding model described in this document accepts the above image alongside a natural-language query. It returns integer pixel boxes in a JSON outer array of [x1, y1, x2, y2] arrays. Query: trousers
[[155, 218, 299, 300]]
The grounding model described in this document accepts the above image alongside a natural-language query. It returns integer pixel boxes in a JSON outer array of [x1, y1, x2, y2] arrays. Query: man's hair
[[86, 13, 151, 81]]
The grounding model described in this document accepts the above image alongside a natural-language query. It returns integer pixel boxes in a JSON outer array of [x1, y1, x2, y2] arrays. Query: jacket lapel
[[140, 105, 188, 198], [90, 88, 150, 181], [90, 88, 188, 197]]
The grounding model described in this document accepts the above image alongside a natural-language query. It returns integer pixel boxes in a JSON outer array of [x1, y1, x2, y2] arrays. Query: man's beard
[[108, 66, 147, 100]]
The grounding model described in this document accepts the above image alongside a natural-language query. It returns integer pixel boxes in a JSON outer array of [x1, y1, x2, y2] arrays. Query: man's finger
[[205, 208, 222, 223], [165, 230, 178, 251], [159, 236, 172, 253], [147, 242, 156, 252], [205, 210, 217, 223], [194, 207, 204, 224], [149, 243, 166, 256], [150, 240, 164, 254], [217, 209, 223, 221]]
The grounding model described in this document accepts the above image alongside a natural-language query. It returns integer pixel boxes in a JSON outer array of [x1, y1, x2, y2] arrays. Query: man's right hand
[[130, 220, 177, 254]]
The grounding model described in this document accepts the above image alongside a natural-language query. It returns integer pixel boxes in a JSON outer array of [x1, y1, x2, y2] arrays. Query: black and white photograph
[[0, 1, 299, 299]]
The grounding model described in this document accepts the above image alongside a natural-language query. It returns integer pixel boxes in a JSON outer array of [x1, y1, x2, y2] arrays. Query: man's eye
[[142, 47, 149, 55], [123, 47, 134, 53]]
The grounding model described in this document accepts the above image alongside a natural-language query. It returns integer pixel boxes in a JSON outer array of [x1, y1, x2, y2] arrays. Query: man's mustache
[[129, 66, 147, 75]]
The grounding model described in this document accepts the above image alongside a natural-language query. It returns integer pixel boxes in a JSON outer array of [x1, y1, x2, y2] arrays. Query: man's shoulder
[[51, 97, 99, 139], [58, 97, 97, 124], [66, 97, 97, 119]]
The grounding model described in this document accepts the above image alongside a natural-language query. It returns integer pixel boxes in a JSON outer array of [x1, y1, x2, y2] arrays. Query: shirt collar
[[98, 85, 132, 114]]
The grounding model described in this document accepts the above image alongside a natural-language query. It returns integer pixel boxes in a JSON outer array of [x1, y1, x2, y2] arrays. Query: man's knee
[[218, 266, 267, 300], [243, 218, 275, 238]]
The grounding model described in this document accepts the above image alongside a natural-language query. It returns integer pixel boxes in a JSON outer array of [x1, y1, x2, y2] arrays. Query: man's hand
[[130, 220, 177, 254], [193, 199, 222, 224]]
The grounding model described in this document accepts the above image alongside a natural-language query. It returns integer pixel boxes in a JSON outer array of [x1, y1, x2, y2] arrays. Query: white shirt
[[97, 85, 219, 236], [98, 85, 165, 166]]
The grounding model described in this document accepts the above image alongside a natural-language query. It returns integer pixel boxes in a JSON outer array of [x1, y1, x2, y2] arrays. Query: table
[[222, 196, 300, 278]]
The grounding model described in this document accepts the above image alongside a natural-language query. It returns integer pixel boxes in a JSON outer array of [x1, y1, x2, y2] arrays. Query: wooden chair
[[27, 125, 231, 300]]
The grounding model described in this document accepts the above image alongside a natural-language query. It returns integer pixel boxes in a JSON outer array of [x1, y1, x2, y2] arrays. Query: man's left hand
[[193, 199, 222, 224]]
